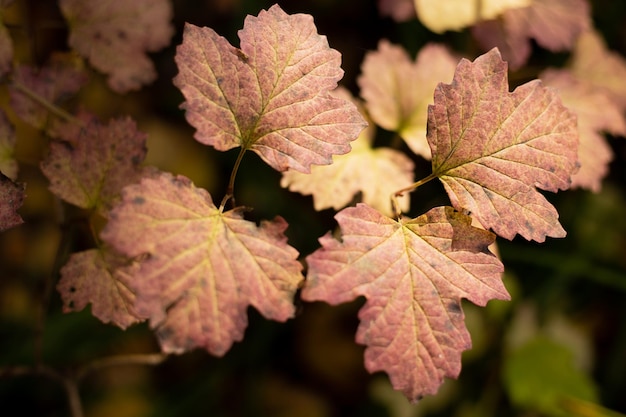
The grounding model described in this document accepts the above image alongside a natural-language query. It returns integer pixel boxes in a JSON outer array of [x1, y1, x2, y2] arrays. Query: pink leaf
[[570, 30, 626, 110], [541, 69, 626, 192], [8, 54, 88, 129], [173, 4, 366, 173], [57, 248, 143, 329], [302, 204, 508, 401], [281, 87, 414, 216], [40, 113, 147, 215], [358, 41, 457, 158], [377, 0, 416, 22], [0, 172, 24, 232], [101, 171, 304, 355], [472, 0, 590, 70], [428, 49, 579, 241], [59, 0, 174, 93]]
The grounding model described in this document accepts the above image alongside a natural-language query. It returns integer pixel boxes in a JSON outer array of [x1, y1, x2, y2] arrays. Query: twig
[[76, 353, 168, 381]]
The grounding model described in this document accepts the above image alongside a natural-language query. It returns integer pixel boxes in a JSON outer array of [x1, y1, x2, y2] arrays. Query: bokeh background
[[1, 1, 625, 416]]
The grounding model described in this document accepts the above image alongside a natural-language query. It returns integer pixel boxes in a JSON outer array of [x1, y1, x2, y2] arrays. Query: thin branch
[[391, 172, 438, 217], [76, 353, 168, 381]]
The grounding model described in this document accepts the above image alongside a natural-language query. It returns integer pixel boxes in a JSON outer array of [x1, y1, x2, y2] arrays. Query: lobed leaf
[[428, 48, 579, 242], [57, 248, 143, 329], [303, 204, 508, 402], [60, 0, 174, 93], [358, 41, 457, 158], [472, 0, 590, 70], [541, 69, 626, 192], [173, 4, 366, 173], [101, 171, 304, 355], [40, 113, 147, 215], [0, 172, 24, 232]]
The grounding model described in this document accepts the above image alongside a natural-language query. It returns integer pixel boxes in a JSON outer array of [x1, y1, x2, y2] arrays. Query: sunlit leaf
[[358, 41, 456, 158], [428, 49, 579, 241], [173, 4, 366, 173], [101, 171, 304, 355], [303, 204, 508, 401]]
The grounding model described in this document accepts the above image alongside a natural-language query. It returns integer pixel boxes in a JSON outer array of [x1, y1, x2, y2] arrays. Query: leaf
[[302, 204, 508, 401], [281, 87, 414, 216], [378, 0, 416, 22], [540, 69, 626, 192], [0, 172, 24, 232], [40, 113, 147, 215], [503, 336, 598, 417], [57, 248, 143, 329], [471, 0, 591, 70], [428, 48, 579, 242], [570, 29, 626, 110], [414, 0, 530, 34], [0, 110, 17, 180], [173, 4, 366, 173], [358, 41, 457, 158], [8, 53, 88, 129], [101, 171, 304, 355], [59, 0, 174, 93]]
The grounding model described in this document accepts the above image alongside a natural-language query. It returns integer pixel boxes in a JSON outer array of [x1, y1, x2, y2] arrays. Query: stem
[[219, 147, 247, 211], [10, 79, 83, 125], [76, 353, 167, 381], [391, 172, 438, 217]]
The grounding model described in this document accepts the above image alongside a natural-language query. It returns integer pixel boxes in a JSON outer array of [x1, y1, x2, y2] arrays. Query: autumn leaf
[[101, 171, 304, 355], [173, 4, 366, 173], [59, 0, 174, 93], [414, 0, 530, 34], [8, 53, 88, 130], [472, 0, 590, 70], [0, 172, 24, 232], [40, 113, 147, 215], [302, 204, 508, 401], [0, 110, 17, 180], [541, 69, 626, 192], [358, 41, 457, 158], [570, 30, 626, 110], [57, 247, 143, 329], [428, 48, 579, 242]]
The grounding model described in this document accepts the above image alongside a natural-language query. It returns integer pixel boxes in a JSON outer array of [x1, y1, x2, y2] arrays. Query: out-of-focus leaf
[[59, 0, 174, 93], [40, 113, 147, 215], [0, 0, 14, 76], [0, 172, 24, 232], [303, 204, 508, 402], [101, 171, 303, 355], [428, 49, 579, 241], [570, 29, 626, 110], [472, 0, 590, 70], [57, 247, 144, 329], [414, 0, 530, 33], [503, 336, 598, 417], [281, 87, 414, 216], [8, 53, 88, 129], [358, 41, 457, 158], [541, 69, 626, 192], [173, 4, 366, 173]]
